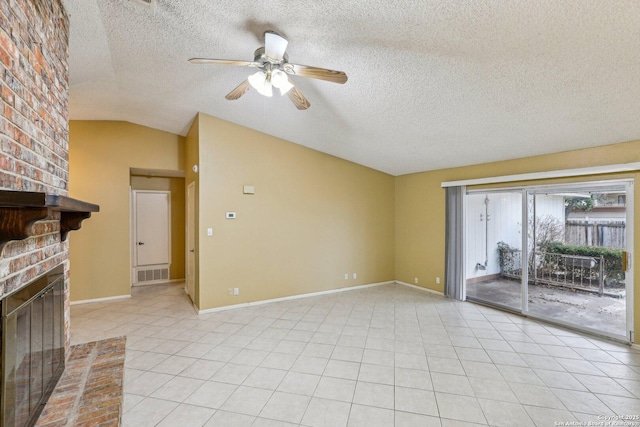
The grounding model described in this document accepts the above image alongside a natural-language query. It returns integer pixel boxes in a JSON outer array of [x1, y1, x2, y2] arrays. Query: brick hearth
[[35, 337, 126, 427]]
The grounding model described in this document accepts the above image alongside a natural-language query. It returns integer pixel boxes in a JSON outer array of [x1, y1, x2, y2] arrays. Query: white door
[[135, 191, 171, 266], [186, 182, 196, 301]]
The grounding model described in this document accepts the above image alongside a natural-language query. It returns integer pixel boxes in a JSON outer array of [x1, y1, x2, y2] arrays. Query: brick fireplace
[[0, 0, 82, 425], [0, 0, 71, 288], [0, 0, 70, 331]]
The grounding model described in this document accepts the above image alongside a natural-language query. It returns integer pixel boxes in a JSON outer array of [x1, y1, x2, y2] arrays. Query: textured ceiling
[[62, 0, 640, 176]]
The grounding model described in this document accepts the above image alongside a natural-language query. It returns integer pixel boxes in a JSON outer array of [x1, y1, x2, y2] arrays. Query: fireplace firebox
[[1, 265, 65, 427]]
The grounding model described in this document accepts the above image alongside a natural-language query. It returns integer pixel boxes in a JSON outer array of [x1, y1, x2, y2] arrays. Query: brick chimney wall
[[0, 0, 71, 346]]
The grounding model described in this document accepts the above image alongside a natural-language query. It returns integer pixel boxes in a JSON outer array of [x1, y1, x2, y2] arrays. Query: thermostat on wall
[[226, 212, 236, 219]]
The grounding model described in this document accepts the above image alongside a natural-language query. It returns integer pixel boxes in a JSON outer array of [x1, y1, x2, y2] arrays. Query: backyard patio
[[466, 278, 626, 337]]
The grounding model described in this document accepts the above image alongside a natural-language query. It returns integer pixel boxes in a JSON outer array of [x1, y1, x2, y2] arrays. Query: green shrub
[[545, 242, 622, 259]]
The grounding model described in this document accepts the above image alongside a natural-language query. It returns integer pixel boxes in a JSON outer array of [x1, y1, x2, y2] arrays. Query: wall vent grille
[[135, 266, 169, 284]]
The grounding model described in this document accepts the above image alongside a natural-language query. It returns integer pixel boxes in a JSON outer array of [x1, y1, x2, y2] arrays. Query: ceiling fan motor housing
[[254, 47, 289, 67]]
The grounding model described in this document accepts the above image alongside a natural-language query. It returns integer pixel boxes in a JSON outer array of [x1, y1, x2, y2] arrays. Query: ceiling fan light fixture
[[248, 70, 273, 97], [271, 69, 294, 95], [191, 30, 347, 109], [261, 81, 273, 97]]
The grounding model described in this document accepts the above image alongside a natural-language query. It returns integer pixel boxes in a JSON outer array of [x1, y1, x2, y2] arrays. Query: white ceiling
[[62, 0, 640, 176]]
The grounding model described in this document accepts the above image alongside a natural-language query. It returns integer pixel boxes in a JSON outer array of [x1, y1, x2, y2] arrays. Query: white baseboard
[[71, 295, 132, 305], [197, 281, 394, 315], [395, 280, 445, 296]]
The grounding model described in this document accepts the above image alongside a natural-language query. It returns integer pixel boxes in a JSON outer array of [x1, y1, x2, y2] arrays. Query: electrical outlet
[[353, 273, 357, 279], [344, 273, 348, 280], [436, 277, 441, 284], [414, 277, 419, 284], [227, 288, 233, 295], [207, 228, 213, 236], [233, 288, 239, 296]]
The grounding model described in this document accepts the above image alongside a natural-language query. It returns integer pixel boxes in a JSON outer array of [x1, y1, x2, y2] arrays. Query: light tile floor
[[70, 283, 640, 427]]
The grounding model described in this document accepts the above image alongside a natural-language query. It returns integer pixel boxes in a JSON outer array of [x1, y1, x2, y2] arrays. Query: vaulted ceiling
[[62, 0, 640, 176]]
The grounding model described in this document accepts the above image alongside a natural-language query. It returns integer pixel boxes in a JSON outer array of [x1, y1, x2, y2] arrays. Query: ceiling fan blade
[[285, 63, 348, 84], [225, 80, 252, 100], [287, 86, 311, 110], [264, 31, 288, 61], [189, 58, 259, 67]]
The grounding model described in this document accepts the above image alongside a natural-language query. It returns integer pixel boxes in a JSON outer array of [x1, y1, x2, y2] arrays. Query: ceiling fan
[[189, 31, 348, 110]]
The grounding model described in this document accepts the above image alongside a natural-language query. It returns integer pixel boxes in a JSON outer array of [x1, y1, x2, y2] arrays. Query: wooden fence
[[564, 221, 625, 249]]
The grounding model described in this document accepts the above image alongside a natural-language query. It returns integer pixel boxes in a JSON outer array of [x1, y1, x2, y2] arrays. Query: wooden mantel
[[0, 190, 99, 249]]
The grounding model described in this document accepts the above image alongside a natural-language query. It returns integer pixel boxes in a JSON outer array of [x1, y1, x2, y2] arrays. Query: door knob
[[138, 242, 145, 245], [189, 249, 195, 253]]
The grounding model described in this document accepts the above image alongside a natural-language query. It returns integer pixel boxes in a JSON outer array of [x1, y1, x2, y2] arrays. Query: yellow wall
[[194, 113, 395, 310], [68, 121, 185, 301], [68, 116, 639, 341], [130, 176, 185, 280], [395, 139, 640, 337]]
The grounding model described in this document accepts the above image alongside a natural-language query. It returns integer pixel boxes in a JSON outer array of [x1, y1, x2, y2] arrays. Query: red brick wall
[[0, 0, 70, 344]]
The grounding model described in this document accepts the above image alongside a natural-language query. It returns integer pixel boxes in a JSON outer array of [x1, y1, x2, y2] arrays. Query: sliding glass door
[[524, 182, 632, 339], [465, 180, 634, 342]]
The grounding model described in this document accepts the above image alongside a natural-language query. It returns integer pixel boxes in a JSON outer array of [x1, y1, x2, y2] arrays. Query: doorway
[[130, 170, 186, 287], [132, 190, 171, 285], [465, 180, 634, 342], [186, 182, 196, 303]]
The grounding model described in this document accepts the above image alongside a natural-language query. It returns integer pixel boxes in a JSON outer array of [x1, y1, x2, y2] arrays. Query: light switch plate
[[226, 212, 236, 219], [243, 185, 255, 194]]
